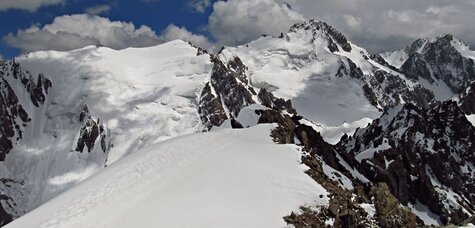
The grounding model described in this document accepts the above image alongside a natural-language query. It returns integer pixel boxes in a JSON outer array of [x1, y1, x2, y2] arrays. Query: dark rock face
[[76, 105, 107, 153], [337, 101, 475, 225], [198, 55, 256, 128], [0, 61, 51, 161], [198, 83, 228, 128], [459, 81, 475, 114], [401, 35, 475, 93], [0, 77, 29, 161]]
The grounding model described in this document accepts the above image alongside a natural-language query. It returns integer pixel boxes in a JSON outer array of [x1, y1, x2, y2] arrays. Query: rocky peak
[[289, 19, 352, 53]]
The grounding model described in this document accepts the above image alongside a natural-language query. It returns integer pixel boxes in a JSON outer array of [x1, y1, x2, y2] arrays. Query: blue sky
[[0, 0, 215, 58], [1, 0, 474, 59]]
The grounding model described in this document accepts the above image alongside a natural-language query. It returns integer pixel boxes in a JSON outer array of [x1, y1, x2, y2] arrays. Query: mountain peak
[[289, 19, 352, 52]]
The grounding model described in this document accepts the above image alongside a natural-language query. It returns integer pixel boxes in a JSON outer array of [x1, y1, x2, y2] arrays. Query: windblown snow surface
[[1, 40, 213, 216], [6, 125, 329, 228]]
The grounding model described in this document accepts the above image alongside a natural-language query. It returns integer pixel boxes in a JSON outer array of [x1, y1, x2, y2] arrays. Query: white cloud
[[0, 0, 65, 12], [159, 24, 214, 51], [3, 14, 161, 53], [288, 0, 475, 52], [208, 0, 305, 46], [188, 0, 211, 13], [85, 4, 111, 15]]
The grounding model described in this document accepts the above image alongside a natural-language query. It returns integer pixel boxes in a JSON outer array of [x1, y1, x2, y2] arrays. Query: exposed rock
[[458, 81, 475, 114], [370, 183, 418, 228], [75, 105, 108, 153], [198, 83, 228, 128], [284, 207, 327, 228], [257, 110, 295, 144], [198, 55, 256, 128]]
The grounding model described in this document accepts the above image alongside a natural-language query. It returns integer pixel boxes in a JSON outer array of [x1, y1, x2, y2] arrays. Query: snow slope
[[6, 124, 328, 228], [16, 40, 213, 164], [1, 40, 213, 219]]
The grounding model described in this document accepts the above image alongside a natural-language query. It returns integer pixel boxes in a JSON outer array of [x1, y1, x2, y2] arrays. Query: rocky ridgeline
[[337, 101, 475, 225]]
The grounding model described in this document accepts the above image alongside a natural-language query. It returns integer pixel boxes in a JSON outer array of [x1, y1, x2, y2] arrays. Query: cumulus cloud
[[3, 14, 161, 53], [0, 0, 65, 12], [85, 4, 111, 15], [159, 24, 214, 51], [288, 0, 475, 52], [188, 0, 211, 13], [208, 0, 305, 46]]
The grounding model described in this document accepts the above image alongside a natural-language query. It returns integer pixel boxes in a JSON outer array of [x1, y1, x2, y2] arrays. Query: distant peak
[[289, 19, 352, 52], [406, 34, 463, 55]]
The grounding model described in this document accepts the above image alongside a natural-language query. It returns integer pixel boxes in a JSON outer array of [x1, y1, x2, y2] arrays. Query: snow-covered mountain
[[2, 19, 475, 227], [1, 41, 215, 225], [222, 20, 440, 143]]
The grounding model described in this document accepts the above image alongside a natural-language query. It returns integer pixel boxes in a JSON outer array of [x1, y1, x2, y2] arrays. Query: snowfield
[[6, 125, 329, 228], [16, 40, 213, 165], [1, 40, 215, 217]]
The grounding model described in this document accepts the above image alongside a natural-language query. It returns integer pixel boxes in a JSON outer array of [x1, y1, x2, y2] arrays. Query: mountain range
[[1, 19, 475, 227]]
